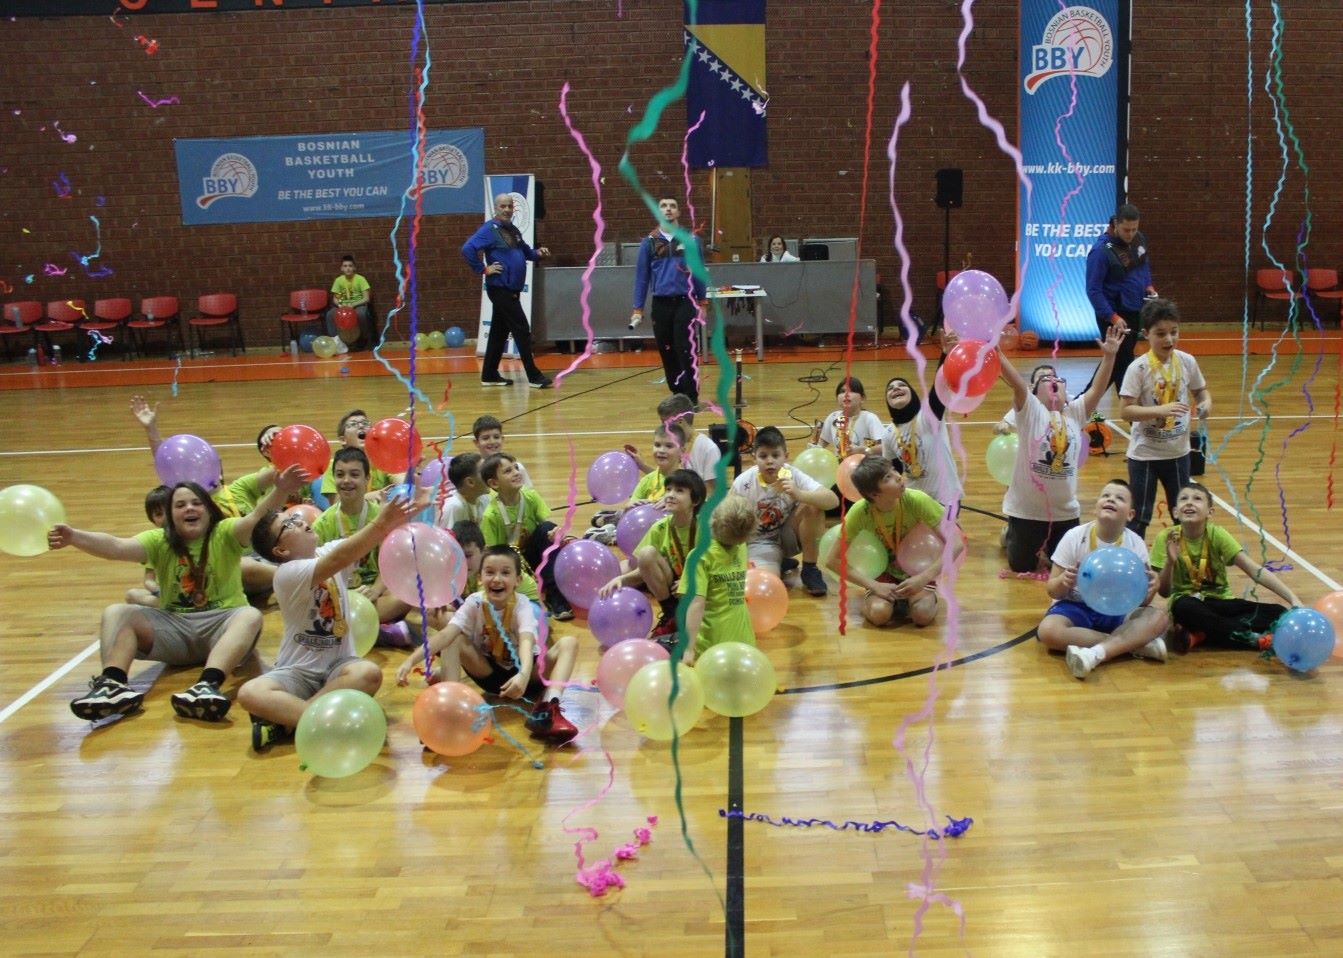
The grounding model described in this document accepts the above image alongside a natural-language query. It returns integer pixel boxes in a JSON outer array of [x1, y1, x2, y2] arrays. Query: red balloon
[[269, 425, 331, 481], [364, 418, 423, 473], [333, 306, 359, 330], [941, 340, 1000, 398]]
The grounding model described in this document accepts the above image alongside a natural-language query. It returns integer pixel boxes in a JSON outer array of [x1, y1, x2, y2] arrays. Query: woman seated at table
[[760, 235, 799, 263]]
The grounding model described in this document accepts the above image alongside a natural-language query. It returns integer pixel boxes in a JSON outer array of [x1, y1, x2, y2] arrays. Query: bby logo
[[421, 144, 470, 191], [196, 153, 259, 208], [1024, 6, 1113, 94]]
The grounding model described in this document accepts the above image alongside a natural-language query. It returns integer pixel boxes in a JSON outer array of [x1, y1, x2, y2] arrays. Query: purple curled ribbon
[[719, 809, 972, 840]]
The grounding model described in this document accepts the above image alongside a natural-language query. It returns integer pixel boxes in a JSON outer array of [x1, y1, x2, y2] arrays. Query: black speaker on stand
[[930, 168, 963, 342]]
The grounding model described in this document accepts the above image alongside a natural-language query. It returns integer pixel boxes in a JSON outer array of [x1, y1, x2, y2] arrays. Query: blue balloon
[[383, 482, 434, 524], [1272, 608, 1335, 673], [444, 326, 466, 348], [1076, 546, 1148, 616], [298, 332, 318, 353]]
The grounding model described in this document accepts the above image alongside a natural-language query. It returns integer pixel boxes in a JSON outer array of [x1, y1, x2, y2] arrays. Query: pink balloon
[[616, 502, 666, 556], [895, 522, 943, 576], [377, 522, 468, 607], [587, 451, 640, 505], [934, 368, 987, 415], [942, 269, 1010, 341], [588, 587, 654, 649], [596, 639, 670, 710], [553, 539, 621, 609]]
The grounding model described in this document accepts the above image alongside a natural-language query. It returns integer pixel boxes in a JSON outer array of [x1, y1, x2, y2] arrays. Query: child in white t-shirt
[[811, 376, 885, 458], [437, 452, 490, 530]]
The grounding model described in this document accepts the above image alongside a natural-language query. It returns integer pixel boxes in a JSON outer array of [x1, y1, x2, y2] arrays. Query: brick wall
[[1, 1, 1337, 347]]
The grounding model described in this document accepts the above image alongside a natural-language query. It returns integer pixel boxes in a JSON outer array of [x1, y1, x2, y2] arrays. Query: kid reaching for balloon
[[1150, 481, 1302, 653], [677, 495, 758, 666], [1037, 479, 1169, 679], [396, 545, 579, 745], [240, 486, 423, 751], [823, 457, 959, 628]]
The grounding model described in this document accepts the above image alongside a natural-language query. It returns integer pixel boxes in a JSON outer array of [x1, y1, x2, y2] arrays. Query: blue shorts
[[1044, 599, 1125, 634]]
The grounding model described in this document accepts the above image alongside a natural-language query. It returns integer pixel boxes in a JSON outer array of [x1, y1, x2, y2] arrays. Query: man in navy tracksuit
[[1084, 202, 1156, 395], [461, 193, 552, 389], [629, 196, 707, 405]]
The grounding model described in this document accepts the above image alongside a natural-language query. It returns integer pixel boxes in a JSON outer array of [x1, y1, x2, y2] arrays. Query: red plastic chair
[[36, 299, 84, 356], [81, 298, 132, 360], [128, 296, 184, 359], [1305, 268, 1343, 326], [278, 288, 328, 349], [1253, 268, 1301, 329], [188, 292, 244, 356], [0, 301, 42, 361]]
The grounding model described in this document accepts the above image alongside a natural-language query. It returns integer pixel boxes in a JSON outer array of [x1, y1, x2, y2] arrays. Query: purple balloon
[[154, 434, 223, 490], [417, 456, 453, 490], [587, 451, 640, 505], [942, 269, 1011, 342], [587, 587, 654, 649], [553, 539, 621, 609], [616, 502, 666, 556]]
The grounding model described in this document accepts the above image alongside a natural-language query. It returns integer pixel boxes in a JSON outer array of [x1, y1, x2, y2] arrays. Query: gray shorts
[[747, 525, 802, 572], [143, 606, 260, 666], [265, 657, 362, 700]]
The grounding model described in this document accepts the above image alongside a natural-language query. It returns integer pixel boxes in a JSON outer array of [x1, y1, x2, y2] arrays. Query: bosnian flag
[[684, 0, 767, 169]]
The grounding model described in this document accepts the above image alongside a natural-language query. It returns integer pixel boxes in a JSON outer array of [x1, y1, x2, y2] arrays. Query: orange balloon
[[365, 418, 423, 474], [1314, 591, 1343, 659], [413, 681, 490, 757], [836, 452, 867, 503], [269, 424, 331, 481], [284, 503, 321, 525], [744, 567, 789, 634]]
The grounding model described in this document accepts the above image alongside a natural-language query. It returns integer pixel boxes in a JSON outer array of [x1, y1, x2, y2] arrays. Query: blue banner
[[1017, 2, 1122, 341], [174, 128, 484, 226], [684, 1, 767, 169]]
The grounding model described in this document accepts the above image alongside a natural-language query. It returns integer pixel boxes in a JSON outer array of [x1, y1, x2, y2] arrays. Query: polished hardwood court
[[0, 328, 1340, 956]]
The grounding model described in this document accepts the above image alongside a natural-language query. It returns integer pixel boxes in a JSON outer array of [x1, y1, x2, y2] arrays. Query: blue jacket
[[461, 219, 538, 291], [631, 230, 706, 309], [1085, 231, 1152, 319]]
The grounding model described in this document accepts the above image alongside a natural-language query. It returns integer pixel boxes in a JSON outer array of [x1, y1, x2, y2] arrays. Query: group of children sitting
[[47, 293, 1306, 756]]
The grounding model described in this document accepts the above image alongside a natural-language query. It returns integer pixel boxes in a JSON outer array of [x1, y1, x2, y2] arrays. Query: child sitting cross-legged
[[396, 545, 579, 745], [585, 421, 688, 544]]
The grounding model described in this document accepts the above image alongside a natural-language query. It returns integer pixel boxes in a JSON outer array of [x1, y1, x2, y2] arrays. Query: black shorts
[[468, 655, 544, 697]]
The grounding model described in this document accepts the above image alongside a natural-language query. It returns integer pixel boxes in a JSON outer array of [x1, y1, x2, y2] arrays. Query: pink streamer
[[136, 91, 180, 108], [553, 82, 604, 390], [681, 110, 708, 398], [562, 747, 658, 897]]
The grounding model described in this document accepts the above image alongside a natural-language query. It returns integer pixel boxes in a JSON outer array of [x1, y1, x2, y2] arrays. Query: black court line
[[723, 629, 1035, 956]]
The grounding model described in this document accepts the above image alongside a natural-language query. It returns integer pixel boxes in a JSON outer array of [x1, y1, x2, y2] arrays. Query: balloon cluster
[[936, 270, 1012, 413]]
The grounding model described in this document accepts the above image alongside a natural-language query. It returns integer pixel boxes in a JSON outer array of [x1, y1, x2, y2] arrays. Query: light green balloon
[[295, 689, 386, 778], [413, 332, 430, 351], [0, 484, 66, 557], [427, 331, 446, 350], [311, 336, 339, 359], [819, 524, 889, 584], [696, 641, 777, 718], [623, 661, 705, 741], [792, 446, 840, 490], [345, 591, 379, 658], [986, 433, 1019, 487]]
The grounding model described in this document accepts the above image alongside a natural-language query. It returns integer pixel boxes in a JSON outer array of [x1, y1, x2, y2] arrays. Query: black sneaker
[[528, 375, 554, 389], [800, 563, 828, 597], [546, 593, 574, 622], [70, 675, 144, 721], [170, 681, 231, 722], [780, 556, 800, 576], [251, 716, 293, 752], [480, 377, 514, 387]]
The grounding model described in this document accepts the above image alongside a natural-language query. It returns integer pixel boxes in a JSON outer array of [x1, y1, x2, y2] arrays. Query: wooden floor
[[1, 328, 1341, 956]]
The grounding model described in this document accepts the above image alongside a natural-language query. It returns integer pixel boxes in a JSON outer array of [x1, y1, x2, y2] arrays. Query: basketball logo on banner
[[196, 153, 259, 208], [1024, 6, 1114, 93], [422, 143, 470, 191], [506, 192, 531, 234]]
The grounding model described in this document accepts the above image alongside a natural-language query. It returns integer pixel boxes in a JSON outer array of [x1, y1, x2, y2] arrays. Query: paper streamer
[[553, 83, 604, 390], [680, 109, 708, 399], [170, 355, 182, 397], [719, 809, 972, 840], [472, 701, 545, 769]]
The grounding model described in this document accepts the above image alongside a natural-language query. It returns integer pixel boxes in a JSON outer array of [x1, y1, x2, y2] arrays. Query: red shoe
[[525, 699, 578, 745], [650, 609, 678, 639]]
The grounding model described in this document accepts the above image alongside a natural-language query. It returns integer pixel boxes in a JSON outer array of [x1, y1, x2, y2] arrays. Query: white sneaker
[[335, 340, 349, 354], [1065, 645, 1102, 680], [583, 523, 617, 546], [1133, 637, 1167, 662]]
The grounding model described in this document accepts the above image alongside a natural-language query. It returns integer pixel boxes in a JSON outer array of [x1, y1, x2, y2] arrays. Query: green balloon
[[413, 332, 429, 351], [345, 591, 379, 657], [986, 433, 1019, 487], [792, 446, 839, 490], [696, 641, 777, 717], [295, 689, 386, 778], [427, 331, 446, 350], [819, 524, 889, 585], [0, 484, 66, 557], [312, 336, 339, 359]]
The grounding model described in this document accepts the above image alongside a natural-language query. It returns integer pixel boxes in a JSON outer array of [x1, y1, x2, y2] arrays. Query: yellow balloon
[[0, 484, 66, 557], [427, 331, 446, 350], [345, 591, 379, 657], [312, 336, 339, 359], [792, 446, 839, 489], [623, 661, 705, 741], [696, 641, 776, 717]]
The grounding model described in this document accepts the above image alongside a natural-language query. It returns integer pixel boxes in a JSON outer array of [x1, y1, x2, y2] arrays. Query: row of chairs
[[0, 295, 244, 361], [1253, 268, 1343, 329]]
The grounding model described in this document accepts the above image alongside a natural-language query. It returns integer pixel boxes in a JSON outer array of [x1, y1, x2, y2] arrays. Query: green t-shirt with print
[[690, 539, 754, 656], [480, 489, 551, 549], [134, 518, 246, 612], [312, 500, 382, 588], [842, 489, 946, 581]]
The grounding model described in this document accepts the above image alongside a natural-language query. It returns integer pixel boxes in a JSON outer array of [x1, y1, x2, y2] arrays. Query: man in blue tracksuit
[[461, 193, 552, 389], [629, 196, 707, 404], [1085, 202, 1156, 395]]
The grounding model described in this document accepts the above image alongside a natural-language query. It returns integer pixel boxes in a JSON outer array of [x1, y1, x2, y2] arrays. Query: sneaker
[[590, 509, 619, 527], [524, 699, 578, 745], [1065, 645, 1103, 680], [546, 593, 574, 622], [480, 377, 514, 387], [170, 680, 231, 721], [799, 563, 828, 597], [1133, 637, 1168, 662], [528, 375, 554, 389], [583, 523, 617, 546], [70, 675, 144, 721], [251, 716, 292, 752], [1166, 624, 1205, 655], [780, 556, 800, 576], [650, 609, 678, 640], [375, 620, 414, 649]]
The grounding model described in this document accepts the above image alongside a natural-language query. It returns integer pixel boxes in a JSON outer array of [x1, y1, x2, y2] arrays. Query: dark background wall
[[1, 1, 1335, 345]]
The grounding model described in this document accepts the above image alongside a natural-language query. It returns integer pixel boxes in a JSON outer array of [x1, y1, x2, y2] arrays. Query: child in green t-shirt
[[479, 451, 572, 621], [584, 421, 688, 545], [680, 494, 758, 664], [319, 409, 396, 498], [824, 456, 958, 628], [126, 484, 171, 608]]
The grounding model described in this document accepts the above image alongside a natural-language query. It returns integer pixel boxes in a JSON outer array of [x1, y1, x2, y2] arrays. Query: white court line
[[0, 640, 98, 726]]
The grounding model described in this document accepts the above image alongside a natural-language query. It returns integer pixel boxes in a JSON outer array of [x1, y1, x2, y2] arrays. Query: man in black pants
[[629, 196, 706, 404], [461, 193, 553, 389]]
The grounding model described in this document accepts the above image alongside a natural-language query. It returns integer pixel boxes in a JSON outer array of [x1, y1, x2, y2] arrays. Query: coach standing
[[1085, 202, 1156, 394], [630, 196, 707, 405]]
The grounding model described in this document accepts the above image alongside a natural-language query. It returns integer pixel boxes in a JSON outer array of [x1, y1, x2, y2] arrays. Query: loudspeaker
[[533, 180, 545, 220], [934, 168, 963, 210]]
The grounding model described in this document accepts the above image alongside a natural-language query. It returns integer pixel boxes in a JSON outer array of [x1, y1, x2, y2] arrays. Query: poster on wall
[[1017, 1, 1128, 341], [174, 128, 483, 225], [474, 174, 536, 359]]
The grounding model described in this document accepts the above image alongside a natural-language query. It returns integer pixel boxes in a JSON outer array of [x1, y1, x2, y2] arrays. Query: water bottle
[[26, 347, 37, 368], [289, 339, 299, 359], [52, 344, 62, 365]]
